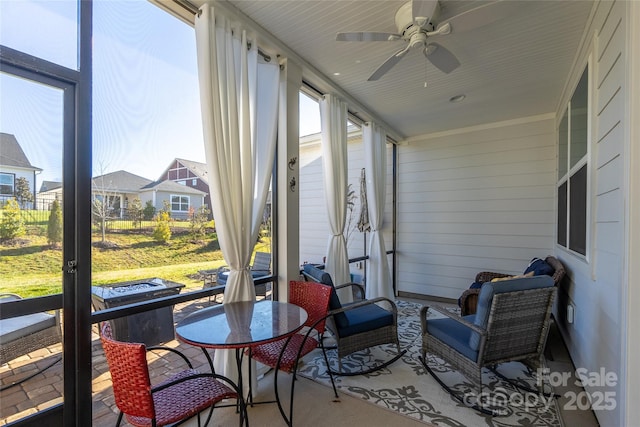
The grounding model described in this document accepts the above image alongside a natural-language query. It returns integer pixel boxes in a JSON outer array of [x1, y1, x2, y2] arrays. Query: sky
[[0, 0, 321, 187]]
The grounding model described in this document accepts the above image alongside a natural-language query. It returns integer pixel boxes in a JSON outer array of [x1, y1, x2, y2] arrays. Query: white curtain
[[363, 122, 394, 300], [319, 94, 352, 302], [195, 5, 279, 394]]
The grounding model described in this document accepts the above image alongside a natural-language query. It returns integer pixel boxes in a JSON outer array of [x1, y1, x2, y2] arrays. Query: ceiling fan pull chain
[[424, 59, 428, 88]]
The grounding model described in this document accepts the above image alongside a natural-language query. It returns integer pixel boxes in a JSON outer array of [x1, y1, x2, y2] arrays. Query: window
[[0, 173, 15, 195], [557, 66, 589, 256], [192, 178, 197, 186], [171, 195, 189, 212]]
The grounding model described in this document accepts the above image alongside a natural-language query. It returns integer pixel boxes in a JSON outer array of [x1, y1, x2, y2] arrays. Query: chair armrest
[[459, 288, 481, 316], [147, 346, 194, 368], [335, 282, 365, 300], [419, 305, 485, 336], [475, 271, 511, 283]]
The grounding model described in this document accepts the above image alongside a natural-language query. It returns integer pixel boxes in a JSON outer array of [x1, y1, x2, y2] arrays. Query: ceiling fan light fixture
[[449, 94, 466, 103]]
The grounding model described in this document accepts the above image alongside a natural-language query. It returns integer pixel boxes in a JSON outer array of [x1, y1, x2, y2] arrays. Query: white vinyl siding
[[554, 2, 630, 426], [397, 118, 556, 300]]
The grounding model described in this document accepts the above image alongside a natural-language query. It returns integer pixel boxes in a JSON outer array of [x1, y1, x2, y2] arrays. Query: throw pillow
[[524, 257, 555, 276]]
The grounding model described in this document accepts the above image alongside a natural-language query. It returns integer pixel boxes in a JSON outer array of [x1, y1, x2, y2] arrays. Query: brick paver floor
[[1, 295, 230, 426]]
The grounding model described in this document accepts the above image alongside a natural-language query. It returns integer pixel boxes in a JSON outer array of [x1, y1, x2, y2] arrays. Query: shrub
[[0, 199, 25, 239], [143, 200, 156, 221], [152, 211, 172, 243], [47, 199, 63, 246]]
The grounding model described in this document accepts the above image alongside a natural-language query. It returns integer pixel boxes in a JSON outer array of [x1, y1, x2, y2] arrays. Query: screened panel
[[0, 70, 65, 418], [0, 0, 78, 70]]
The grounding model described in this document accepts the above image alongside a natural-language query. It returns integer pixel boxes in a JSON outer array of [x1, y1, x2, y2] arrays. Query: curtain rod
[[301, 82, 397, 145], [173, 0, 272, 62], [172, 0, 398, 144]]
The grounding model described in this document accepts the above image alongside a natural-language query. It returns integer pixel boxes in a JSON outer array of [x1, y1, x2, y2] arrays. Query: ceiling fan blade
[[368, 46, 410, 81], [424, 42, 460, 74], [336, 32, 401, 42], [437, 0, 514, 33], [411, 0, 439, 28]]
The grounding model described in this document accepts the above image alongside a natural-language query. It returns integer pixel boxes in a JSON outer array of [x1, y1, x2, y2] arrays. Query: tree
[[152, 211, 172, 243], [47, 199, 63, 247], [129, 197, 143, 228], [14, 177, 33, 209], [92, 175, 118, 243], [189, 205, 210, 241], [0, 199, 25, 239]]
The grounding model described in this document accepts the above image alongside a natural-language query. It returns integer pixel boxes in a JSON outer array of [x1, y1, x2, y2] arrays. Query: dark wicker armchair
[[420, 276, 557, 415], [459, 255, 565, 315], [301, 264, 404, 376]]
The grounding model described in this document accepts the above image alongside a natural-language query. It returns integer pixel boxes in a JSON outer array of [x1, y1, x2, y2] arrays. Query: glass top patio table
[[175, 300, 308, 349]]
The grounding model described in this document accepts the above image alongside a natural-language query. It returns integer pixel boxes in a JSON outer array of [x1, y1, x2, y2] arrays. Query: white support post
[[276, 58, 302, 302]]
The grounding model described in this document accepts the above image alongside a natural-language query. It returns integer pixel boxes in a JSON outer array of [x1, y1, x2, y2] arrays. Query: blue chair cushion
[[523, 258, 555, 276], [336, 303, 394, 338], [303, 264, 348, 328], [426, 314, 478, 362], [469, 275, 554, 350]]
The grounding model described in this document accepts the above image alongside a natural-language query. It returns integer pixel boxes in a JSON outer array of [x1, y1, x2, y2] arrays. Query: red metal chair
[[100, 322, 246, 427], [248, 280, 333, 426]]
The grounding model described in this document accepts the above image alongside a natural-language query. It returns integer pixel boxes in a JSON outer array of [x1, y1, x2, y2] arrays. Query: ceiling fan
[[336, 0, 507, 81]]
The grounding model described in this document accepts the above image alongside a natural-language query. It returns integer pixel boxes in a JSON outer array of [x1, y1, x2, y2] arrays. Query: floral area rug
[[297, 300, 563, 427]]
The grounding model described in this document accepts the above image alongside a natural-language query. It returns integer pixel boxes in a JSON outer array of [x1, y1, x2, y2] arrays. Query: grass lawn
[[0, 229, 271, 299]]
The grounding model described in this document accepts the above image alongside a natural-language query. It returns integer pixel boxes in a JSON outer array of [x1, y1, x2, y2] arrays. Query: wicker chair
[[100, 322, 246, 427], [420, 276, 557, 415], [248, 281, 333, 426], [459, 256, 565, 315], [0, 293, 62, 365], [301, 264, 405, 376]]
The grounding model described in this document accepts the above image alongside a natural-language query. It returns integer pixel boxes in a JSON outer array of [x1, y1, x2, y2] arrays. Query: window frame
[[170, 194, 190, 212], [0, 172, 15, 195], [556, 61, 591, 259]]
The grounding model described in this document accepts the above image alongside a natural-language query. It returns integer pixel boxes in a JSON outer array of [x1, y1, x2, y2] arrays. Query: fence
[[0, 204, 197, 233]]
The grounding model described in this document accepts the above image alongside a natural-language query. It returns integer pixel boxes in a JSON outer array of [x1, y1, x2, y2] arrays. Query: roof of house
[[172, 158, 209, 184], [0, 133, 42, 171], [39, 181, 62, 193], [140, 179, 207, 195], [92, 170, 153, 193]]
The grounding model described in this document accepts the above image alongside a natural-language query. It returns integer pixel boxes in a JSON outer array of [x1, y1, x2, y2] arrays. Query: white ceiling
[[200, 0, 595, 140]]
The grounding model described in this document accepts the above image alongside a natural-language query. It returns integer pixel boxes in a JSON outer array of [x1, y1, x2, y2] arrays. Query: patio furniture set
[[2, 255, 565, 426]]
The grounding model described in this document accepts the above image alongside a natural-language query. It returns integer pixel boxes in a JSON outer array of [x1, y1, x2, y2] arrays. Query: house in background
[[159, 157, 271, 221], [38, 181, 63, 211], [92, 170, 206, 220], [159, 158, 212, 217], [139, 178, 206, 220], [0, 132, 42, 209]]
